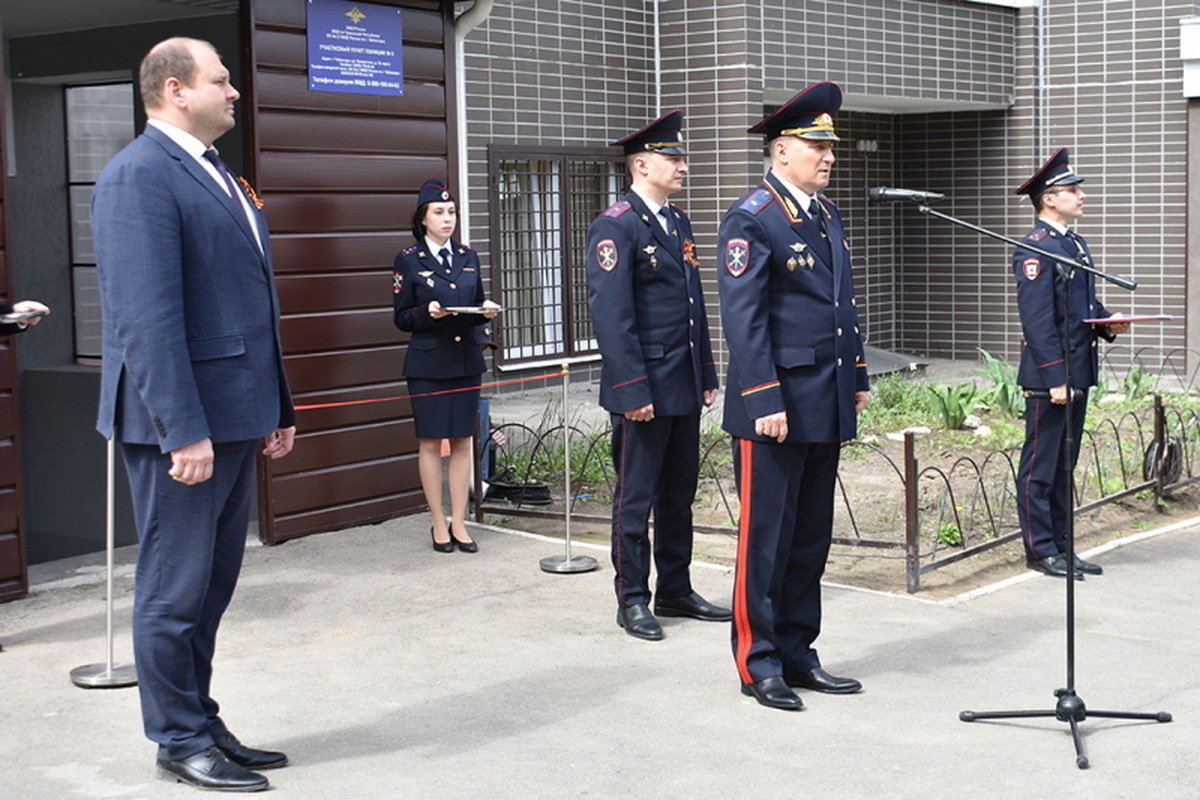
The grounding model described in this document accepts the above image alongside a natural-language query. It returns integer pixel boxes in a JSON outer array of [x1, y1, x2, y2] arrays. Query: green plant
[[1121, 362, 1154, 403], [935, 521, 963, 547], [860, 373, 937, 431], [975, 348, 1023, 418], [926, 381, 979, 430]]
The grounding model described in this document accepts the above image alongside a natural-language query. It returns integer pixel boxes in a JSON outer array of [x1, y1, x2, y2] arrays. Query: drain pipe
[[454, 0, 495, 243]]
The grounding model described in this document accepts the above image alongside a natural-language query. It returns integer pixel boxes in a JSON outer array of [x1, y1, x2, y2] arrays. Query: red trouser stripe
[[733, 438, 755, 683]]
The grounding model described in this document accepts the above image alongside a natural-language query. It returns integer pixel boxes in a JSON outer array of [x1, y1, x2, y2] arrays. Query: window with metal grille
[[487, 145, 625, 368]]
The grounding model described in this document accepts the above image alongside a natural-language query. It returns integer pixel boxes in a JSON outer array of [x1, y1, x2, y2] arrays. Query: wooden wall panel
[[270, 233, 405, 273], [251, 0, 453, 544]]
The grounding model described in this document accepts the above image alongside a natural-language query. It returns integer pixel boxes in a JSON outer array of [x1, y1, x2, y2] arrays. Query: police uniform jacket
[[585, 191, 719, 415], [1013, 221, 1113, 390], [393, 239, 494, 379], [717, 172, 868, 444]]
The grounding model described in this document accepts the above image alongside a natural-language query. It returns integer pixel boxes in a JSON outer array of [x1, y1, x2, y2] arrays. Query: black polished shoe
[[741, 676, 805, 711], [450, 526, 478, 553], [212, 730, 288, 771], [654, 591, 733, 622], [156, 746, 269, 792], [1073, 554, 1103, 575], [616, 603, 664, 641], [783, 666, 862, 694], [1027, 553, 1083, 580], [431, 526, 454, 553]]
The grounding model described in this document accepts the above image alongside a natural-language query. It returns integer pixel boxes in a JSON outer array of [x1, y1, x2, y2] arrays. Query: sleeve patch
[[724, 238, 750, 277], [1022, 258, 1041, 281], [603, 201, 632, 219], [393, 271, 404, 294], [596, 239, 619, 271]]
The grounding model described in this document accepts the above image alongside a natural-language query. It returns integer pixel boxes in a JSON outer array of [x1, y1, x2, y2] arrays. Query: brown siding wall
[[249, 0, 449, 543]]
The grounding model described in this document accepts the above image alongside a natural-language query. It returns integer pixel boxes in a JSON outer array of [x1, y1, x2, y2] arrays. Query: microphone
[[868, 186, 946, 203]]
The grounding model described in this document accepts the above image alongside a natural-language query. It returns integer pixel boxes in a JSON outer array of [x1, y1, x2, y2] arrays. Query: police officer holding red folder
[[585, 110, 729, 641], [717, 82, 869, 711], [1012, 148, 1129, 579]]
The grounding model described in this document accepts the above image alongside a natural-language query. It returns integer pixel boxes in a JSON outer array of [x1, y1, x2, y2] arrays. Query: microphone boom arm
[[915, 204, 1137, 291]]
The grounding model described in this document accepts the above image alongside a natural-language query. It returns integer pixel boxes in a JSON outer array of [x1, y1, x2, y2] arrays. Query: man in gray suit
[[93, 37, 294, 793]]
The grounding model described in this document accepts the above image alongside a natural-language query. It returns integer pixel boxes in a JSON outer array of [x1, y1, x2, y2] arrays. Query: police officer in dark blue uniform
[[1013, 149, 1129, 579], [717, 82, 869, 710], [394, 179, 499, 553], [585, 110, 729, 641]]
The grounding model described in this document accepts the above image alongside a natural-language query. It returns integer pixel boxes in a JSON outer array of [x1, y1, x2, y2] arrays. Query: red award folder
[[1081, 314, 1173, 324]]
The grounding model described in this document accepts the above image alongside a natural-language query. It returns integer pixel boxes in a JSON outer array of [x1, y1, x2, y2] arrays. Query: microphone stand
[[902, 201, 1169, 769]]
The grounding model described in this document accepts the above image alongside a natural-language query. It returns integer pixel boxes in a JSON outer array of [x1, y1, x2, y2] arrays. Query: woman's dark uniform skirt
[[408, 374, 481, 439]]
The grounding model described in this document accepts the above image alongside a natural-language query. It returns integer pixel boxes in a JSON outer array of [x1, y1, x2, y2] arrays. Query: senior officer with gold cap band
[[1012, 149, 1129, 580], [585, 110, 729, 641], [717, 82, 869, 710]]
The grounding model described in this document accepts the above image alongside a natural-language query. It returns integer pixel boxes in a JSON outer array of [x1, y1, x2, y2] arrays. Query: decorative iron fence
[[473, 349, 1200, 593]]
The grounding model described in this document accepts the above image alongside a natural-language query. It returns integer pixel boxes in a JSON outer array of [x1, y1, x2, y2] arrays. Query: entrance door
[[0, 12, 28, 601]]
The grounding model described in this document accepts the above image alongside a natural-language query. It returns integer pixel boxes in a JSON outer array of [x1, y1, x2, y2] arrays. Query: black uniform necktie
[[808, 198, 827, 236], [659, 207, 675, 237], [439, 247, 452, 273]]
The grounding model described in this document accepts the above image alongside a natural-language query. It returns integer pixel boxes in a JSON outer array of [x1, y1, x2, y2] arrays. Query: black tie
[[659, 207, 675, 237], [439, 247, 452, 273], [808, 198, 826, 236], [202, 148, 243, 206]]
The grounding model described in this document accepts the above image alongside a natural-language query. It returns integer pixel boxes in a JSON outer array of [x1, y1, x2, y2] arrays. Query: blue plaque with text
[[307, 0, 404, 96]]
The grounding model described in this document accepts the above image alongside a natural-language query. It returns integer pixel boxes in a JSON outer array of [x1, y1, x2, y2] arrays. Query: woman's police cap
[[417, 178, 456, 206]]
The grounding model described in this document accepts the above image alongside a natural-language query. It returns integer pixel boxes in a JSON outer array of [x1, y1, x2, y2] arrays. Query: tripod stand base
[[960, 688, 1171, 769], [70, 662, 138, 689], [539, 554, 599, 573]]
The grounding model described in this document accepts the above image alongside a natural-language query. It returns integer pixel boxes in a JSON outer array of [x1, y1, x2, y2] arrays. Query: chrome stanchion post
[[540, 363, 598, 574], [71, 437, 137, 688]]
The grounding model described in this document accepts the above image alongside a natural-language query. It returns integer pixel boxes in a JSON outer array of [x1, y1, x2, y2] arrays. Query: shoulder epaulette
[[738, 188, 775, 215], [603, 200, 633, 219], [401, 245, 420, 256], [1025, 228, 1049, 244]]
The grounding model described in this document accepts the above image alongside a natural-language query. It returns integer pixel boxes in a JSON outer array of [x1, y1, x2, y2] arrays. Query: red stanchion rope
[[293, 370, 567, 412]]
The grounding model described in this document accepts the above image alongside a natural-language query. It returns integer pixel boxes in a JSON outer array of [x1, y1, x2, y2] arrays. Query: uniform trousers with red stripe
[[731, 437, 839, 684], [1016, 390, 1089, 560], [610, 413, 699, 607]]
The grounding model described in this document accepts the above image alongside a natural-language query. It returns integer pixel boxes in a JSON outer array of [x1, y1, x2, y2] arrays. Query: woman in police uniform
[[393, 179, 499, 553]]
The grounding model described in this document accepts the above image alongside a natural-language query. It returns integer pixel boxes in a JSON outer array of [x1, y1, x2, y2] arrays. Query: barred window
[[487, 146, 625, 367]]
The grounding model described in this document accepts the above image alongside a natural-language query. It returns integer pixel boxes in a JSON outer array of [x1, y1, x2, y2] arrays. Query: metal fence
[[473, 350, 1200, 593]]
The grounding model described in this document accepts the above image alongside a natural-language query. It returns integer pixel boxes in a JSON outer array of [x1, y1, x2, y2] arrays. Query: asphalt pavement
[[1, 512, 1197, 799]]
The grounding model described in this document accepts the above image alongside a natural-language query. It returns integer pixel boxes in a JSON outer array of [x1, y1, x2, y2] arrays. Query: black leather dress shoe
[[1073, 554, 1103, 575], [156, 746, 269, 791], [616, 603, 663, 641], [654, 591, 733, 622], [783, 666, 862, 694], [1027, 553, 1083, 580], [212, 730, 289, 770], [741, 676, 804, 710]]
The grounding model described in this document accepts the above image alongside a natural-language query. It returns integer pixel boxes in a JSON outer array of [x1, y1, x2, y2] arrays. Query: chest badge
[[643, 244, 658, 268]]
